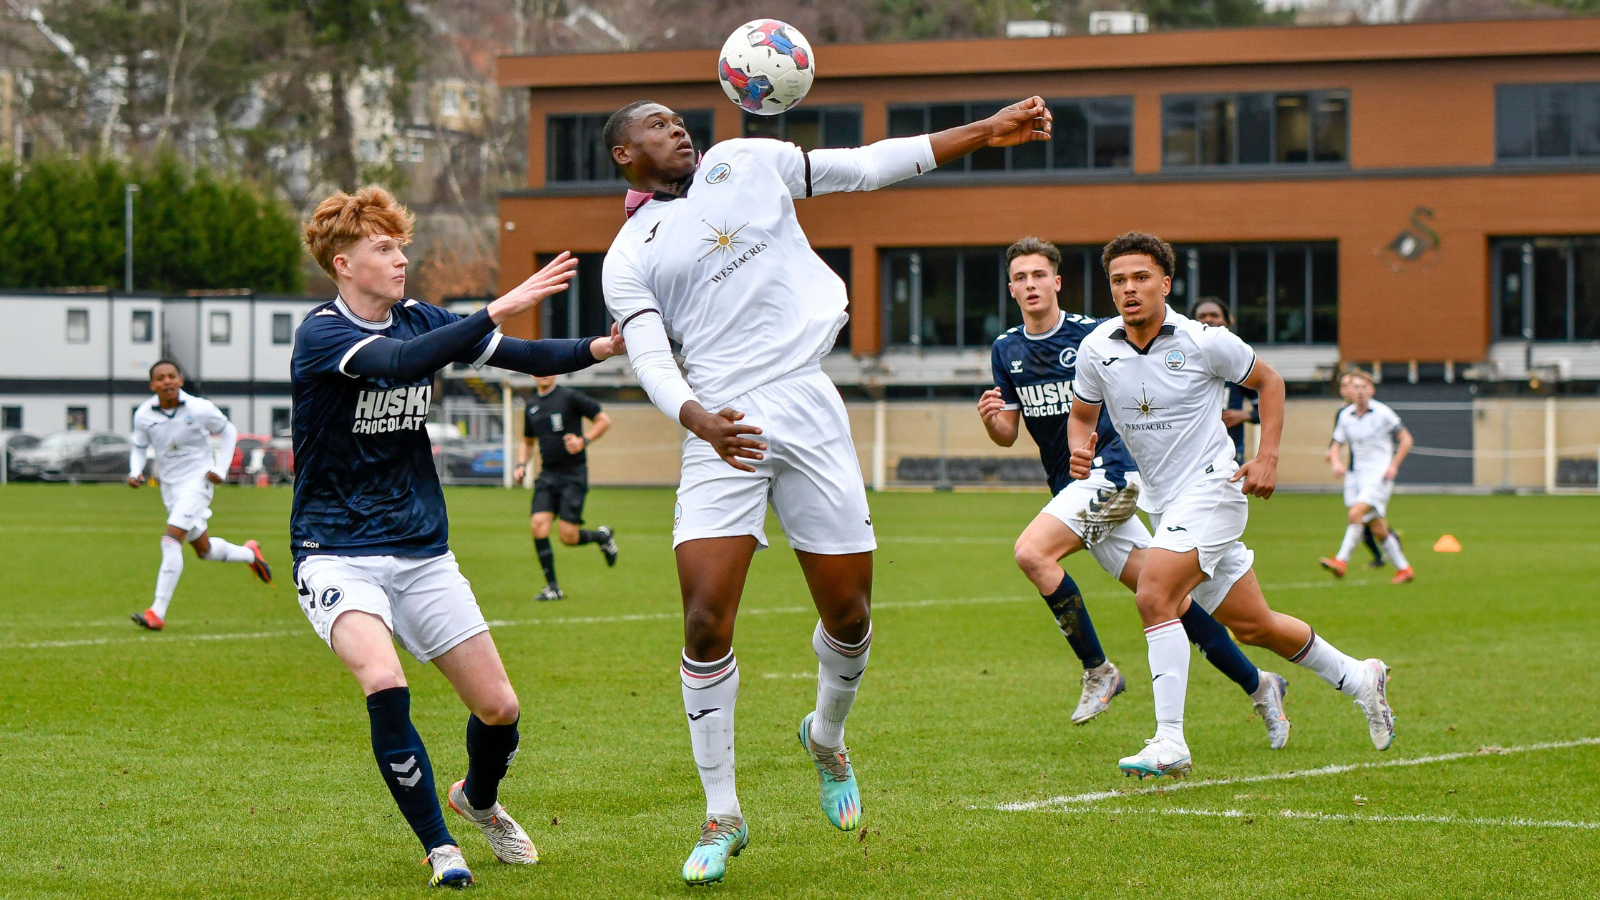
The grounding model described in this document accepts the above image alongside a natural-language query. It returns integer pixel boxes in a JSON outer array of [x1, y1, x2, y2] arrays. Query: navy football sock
[[1042, 572, 1106, 670], [366, 687, 455, 852], [1180, 602, 1260, 695], [534, 537, 557, 586], [575, 529, 601, 546], [463, 714, 520, 811]]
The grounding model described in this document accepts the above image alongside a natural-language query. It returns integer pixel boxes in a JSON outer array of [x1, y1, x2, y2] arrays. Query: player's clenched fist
[[977, 387, 1008, 425], [1069, 432, 1097, 481]]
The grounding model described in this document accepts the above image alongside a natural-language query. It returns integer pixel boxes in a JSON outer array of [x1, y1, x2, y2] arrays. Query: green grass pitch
[[2, 483, 1597, 898]]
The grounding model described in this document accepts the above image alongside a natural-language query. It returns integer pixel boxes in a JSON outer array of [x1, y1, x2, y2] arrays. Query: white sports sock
[[1292, 631, 1367, 697], [1335, 524, 1363, 562], [152, 536, 183, 619], [1145, 619, 1189, 745], [810, 621, 871, 750], [1381, 534, 1410, 570], [680, 650, 741, 820], [204, 537, 255, 563]]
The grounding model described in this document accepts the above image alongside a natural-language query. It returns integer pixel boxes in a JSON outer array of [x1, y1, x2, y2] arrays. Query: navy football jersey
[[991, 311, 1136, 494], [290, 298, 493, 560]]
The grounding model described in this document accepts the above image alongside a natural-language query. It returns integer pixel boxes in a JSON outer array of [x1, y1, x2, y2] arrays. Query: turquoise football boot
[[798, 712, 862, 831], [681, 814, 748, 886]]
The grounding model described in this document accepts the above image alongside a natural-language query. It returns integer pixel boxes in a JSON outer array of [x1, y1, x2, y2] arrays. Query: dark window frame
[[1166, 242, 1339, 345], [1495, 83, 1600, 164], [742, 105, 863, 151], [1, 406, 21, 430], [129, 309, 154, 344], [880, 247, 1013, 350], [886, 97, 1133, 175], [271, 312, 293, 345], [1491, 235, 1600, 342], [1161, 90, 1350, 170], [546, 110, 715, 184]]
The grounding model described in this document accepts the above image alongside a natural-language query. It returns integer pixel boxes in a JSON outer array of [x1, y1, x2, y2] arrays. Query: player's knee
[[358, 667, 407, 695], [1227, 616, 1273, 647], [1012, 538, 1051, 578], [1347, 506, 1365, 525], [477, 693, 520, 726], [682, 602, 734, 647], [558, 526, 580, 545]]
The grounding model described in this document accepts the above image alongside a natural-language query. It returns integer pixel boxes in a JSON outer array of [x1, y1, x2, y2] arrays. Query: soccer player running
[[291, 187, 623, 888], [601, 97, 1050, 885], [512, 374, 620, 601], [1319, 368, 1415, 583], [127, 359, 272, 630], [980, 239, 1289, 747], [1069, 232, 1396, 780]]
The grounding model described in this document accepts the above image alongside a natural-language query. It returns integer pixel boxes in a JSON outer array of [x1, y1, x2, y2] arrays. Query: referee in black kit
[[513, 373, 619, 601]]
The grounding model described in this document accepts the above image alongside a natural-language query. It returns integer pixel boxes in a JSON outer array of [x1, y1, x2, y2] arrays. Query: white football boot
[[1352, 659, 1395, 750], [423, 843, 473, 888], [447, 780, 538, 865], [1071, 661, 1126, 725], [1118, 735, 1193, 780], [1251, 671, 1292, 750]]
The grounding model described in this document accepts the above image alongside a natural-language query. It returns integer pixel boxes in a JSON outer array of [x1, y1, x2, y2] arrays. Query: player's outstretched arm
[[483, 321, 625, 377], [345, 253, 579, 381], [1233, 358, 1285, 498], [929, 96, 1051, 167]]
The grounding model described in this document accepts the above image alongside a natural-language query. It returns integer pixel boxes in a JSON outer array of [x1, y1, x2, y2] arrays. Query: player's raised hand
[[1069, 432, 1097, 481], [983, 96, 1052, 147], [977, 387, 1007, 424], [590, 321, 626, 360], [487, 252, 578, 324], [1231, 454, 1279, 499], [684, 405, 766, 473]]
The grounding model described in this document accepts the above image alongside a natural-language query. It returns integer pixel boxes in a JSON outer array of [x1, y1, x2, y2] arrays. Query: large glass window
[[541, 253, 611, 339], [1497, 84, 1600, 163], [547, 110, 714, 183], [209, 310, 232, 345], [66, 308, 89, 343], [1493, 236, 1600, 341], [888, 97, 1132, 174], [882, 247, 1010, 349], [130, 309, 153, 343], [1168, 243, 1339, 345], [272, 313, 293, 345], [814, 248, 853, 351], [1163, 91, 1349, 169], [743, 107, 861, 150]]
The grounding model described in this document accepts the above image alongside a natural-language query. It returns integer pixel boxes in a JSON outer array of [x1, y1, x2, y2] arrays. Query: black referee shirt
[[524, 385, 602, 471]]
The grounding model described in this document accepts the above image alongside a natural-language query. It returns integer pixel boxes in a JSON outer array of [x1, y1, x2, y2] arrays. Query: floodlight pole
[[124, 183, 140, 292]]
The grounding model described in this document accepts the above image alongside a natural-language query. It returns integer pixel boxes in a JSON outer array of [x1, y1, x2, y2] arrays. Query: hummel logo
[[839, 670, 864, 682], [389, 755, 423, 788], [1165, 525, 1188, 532], [645, 222, 659, 243], [687, 708, 720, 721]]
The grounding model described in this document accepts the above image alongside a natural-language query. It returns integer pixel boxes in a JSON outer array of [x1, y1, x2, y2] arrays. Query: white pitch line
[[1054, 804, 1600, 831], [4, 629, 301, 650], [996, 737, 1600, 811]]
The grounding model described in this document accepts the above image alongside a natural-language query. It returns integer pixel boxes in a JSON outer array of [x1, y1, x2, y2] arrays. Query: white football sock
[[1145, 619, 1189, 745], [1335, 524, 1363, 563], [1381, 534, 1410, 570], [680, 650, 741, 820], [810, 621, 870, 750], [204, 537, 255, 563], [152, 536, 183, 619], [1292, 631, 1367, 697]]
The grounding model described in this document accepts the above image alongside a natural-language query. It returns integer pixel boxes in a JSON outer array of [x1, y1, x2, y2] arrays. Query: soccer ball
[[717, 19, 814, 116]]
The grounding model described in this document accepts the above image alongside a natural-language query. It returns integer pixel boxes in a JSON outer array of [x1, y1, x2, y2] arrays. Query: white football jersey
[[1072, 307, 1257, 513], [1332, 399, 1404, 477], [604, 138, 904, 410], [131, 391, 230, 485]]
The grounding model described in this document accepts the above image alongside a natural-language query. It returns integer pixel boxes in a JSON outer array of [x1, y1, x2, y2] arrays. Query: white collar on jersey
[[1021, 309, 1066, 342], [333, 295, 397, 330], [150, 390, 193, 416]]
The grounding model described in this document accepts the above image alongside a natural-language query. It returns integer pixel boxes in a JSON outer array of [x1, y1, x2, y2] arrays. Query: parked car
[[12, 431, 132, 482], [3, 431, 40, 480], [427, 423, 502, 483]]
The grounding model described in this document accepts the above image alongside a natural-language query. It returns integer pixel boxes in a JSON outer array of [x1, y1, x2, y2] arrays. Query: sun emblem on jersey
[[700, 220, 748, 260], [1123, 386, 1165, 420]]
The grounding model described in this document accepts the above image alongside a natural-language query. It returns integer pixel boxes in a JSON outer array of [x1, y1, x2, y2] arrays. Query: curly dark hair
[[603, 100, 661, 169], [1101, 231, 1177, 278], [1005, 237, 1062, 275]]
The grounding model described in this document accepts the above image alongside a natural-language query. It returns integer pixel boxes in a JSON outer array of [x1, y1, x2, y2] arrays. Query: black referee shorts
[[532, 467, 588, 525]]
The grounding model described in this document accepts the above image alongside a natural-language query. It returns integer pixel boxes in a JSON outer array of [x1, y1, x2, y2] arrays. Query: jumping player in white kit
[[600, 96, 1052, 884], [127, 359, 272, 630], [1319, 367, 1415, 583], [1068, 232, 1397, 780]]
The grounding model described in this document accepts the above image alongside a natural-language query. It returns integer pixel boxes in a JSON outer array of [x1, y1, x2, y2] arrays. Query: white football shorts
[[294, 552, 488, 664], [1147, 472, 1255, 614], [674, 365, 876, 555], [1344, 471, 1393, 520], [160, 478, 213, 541], [1041, 470, 1150, 580]]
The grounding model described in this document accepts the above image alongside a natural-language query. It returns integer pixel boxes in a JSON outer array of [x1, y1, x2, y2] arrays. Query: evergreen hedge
[[0, 154, 304, 293]]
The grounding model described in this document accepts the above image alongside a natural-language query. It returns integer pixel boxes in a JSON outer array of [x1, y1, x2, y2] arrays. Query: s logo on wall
[[1377, 206, 1440, 272]]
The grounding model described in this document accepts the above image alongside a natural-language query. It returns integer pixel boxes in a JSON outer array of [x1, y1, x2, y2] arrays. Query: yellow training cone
[[1433, 534, 1462, 553]]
